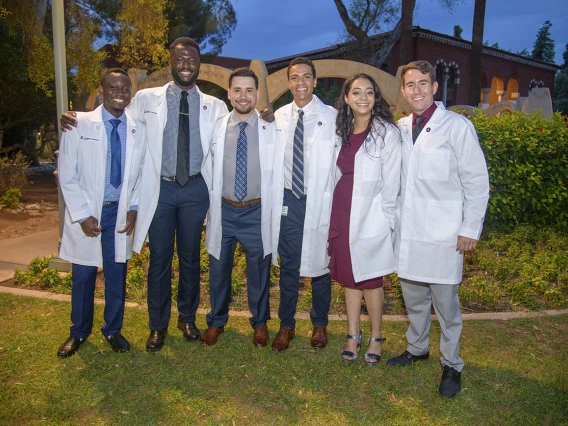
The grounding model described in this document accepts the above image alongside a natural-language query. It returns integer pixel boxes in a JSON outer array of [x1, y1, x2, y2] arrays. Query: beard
[[171, 68, 197, 89]]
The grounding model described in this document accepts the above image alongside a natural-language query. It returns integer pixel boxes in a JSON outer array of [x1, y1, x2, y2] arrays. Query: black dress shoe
[[439, 365, 461, 399], [386, 350, 429, 367], [146, 330, 167, 352], [106, 333, 131, 353], [177, 321, 201, 341], [57, 336, 85, 358]]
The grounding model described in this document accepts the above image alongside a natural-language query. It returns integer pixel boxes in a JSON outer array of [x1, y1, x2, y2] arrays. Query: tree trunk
[[0, 124, 3, 150], [469, 0, 486, 106], [399, 0, 416, 66]]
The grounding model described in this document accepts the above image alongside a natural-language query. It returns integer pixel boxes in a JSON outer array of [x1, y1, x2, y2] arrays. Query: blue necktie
[[110, 119, 122, 188], [292, 110, 304, 199], [234, 121, 247, 201]]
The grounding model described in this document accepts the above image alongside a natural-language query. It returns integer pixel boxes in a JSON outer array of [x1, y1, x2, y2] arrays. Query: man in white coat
[[271, 57, 337, 351], [57, 68, 146, 358], [387, 60, 490, 399], [201, 68, 275, 347]]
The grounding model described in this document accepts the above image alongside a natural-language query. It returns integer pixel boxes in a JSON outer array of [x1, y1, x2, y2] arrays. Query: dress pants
[[400, 278, 465, 372], [277, 191, 331, 329], [207, 201, 271, 329], [70, 203, 127, 339], [147, 176, 209, 331]]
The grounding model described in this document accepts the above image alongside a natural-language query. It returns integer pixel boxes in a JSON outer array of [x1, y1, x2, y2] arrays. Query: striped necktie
[[412, 115, 425, 144], [110, 119, 122, 188], [234, 121, 248, 201], [291, 110, 305, 199]]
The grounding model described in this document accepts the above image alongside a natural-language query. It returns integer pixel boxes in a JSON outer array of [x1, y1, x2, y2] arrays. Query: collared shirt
[[284, 97, 319, 194], [161, 82, 202, 177], [412, 102, 437, 134], [102, 106, 126, 202], [222, 112, 261, 202]]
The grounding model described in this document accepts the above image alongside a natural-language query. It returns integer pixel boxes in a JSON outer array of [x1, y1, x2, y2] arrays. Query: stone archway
[[504, 77, 519, 101], [488, 74, 505, 104]]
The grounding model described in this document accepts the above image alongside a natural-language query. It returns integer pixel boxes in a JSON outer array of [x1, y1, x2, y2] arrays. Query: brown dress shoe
[[201, 326, 224, 346], [271, 326, 295, 351], [311, 326, 328, 348], [253, 325, 269, 347]]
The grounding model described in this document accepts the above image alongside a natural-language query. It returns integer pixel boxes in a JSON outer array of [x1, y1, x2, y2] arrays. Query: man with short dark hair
[[57, 68, 146, 357], [388, 60, 490, 399], [271, 57, 337, 351], [201, 68, 276, 347]]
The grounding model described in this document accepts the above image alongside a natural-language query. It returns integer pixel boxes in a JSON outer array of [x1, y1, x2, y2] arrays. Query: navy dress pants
[[147, 176, 209, 331], [277, 192, 331, 329], [207, 201, 271, 329], [70, 203, 127, 339]]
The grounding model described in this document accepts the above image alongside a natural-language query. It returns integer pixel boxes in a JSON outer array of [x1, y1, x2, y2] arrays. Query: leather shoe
[[177, 321, 201, 341], [106, 333, 131, 353], [57, 335, 85, 358], [439, 365, 461, 399], [271, 326, 295, 352], [253, 325, 269, 347], [311, 325, 328, 348], [201, 326, 224, 346], [386, 350, 429, 367], [146, 330, 167, 352]]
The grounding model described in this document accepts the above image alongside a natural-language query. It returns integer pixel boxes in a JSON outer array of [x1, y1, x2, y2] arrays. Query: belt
[[222, 197, 261, 208], [284, 188, 307, 200], [102, 200, 119, 206], [161, 172, 202, 183]]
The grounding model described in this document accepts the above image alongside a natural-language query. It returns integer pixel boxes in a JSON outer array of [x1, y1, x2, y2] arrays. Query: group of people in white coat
[[57, 34, 489, 400]]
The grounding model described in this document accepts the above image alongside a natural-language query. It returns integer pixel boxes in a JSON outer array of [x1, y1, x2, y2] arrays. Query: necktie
[[292, 110, 305, 199], [110, 119, 122, 188], [234, 121, 248, 201], [176, 91, 190, 187], [412, 115, 425, 144]]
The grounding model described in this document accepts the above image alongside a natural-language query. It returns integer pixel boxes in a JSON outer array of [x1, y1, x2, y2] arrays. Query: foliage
[[553, 43, 568, 114], [453, 24, 463, 39], [39, 268, 61, 289], [531, 20, 555, 63], [472, 111, 568, 228], [0, 188, 22, 208], [0, 152, 29, 195]]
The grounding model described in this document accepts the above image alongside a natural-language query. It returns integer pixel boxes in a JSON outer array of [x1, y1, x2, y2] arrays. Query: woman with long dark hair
[[329, 73, 401, 365]]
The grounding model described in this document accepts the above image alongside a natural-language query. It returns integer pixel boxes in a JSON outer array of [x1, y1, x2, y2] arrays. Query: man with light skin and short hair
[[270, 57, 337, 351], [57, 68, 146, 357], [201, 68, 276, 347], [388, 60, 490, 399]]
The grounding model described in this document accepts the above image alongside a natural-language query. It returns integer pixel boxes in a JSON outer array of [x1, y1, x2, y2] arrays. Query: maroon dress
[[328, 131, 384, 289]]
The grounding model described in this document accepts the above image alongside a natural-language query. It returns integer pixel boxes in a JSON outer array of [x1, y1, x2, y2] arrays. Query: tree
[[553, 43, 568, 114], [531, 20, 555, 63], [453, 25, 463, 39], [468, 0, 486, 106]]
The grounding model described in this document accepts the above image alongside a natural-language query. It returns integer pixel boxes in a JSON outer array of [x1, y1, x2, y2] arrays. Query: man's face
[[288, 63, 317, 108], [227, 76, 258, 118], [170, 45, 200, 90], [99, 73, 132, 118], [401, 69, 438, 114]]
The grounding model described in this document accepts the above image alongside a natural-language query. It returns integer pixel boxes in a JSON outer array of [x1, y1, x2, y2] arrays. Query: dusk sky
[[220, 0, 568, 65]]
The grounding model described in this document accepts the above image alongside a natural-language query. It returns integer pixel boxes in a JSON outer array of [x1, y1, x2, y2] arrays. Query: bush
[[0, 152, 29, 196], [39, 268, 61, 289], [472, 111, 568, 228], [1, 188, 22, 208]]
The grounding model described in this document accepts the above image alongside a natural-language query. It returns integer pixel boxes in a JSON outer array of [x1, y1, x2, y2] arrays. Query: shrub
[[1, 188, 22, 208], [39, 268, 61, 289], [0, 152, 30, 196], [28, 256, 51, 275], [472, 112, 568, 228]]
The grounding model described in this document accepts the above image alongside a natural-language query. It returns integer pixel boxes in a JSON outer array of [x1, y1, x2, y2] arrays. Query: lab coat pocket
[[425, 200, 461, 242], [418, 148, 450, 181]]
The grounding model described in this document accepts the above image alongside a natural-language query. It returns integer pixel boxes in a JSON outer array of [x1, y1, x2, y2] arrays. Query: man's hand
[[259, 108, 274, 123], [60, 111, 78, 132], [456, 235, 477, 253], [80, 216, 101, 237], [117, 210, 137, 236]]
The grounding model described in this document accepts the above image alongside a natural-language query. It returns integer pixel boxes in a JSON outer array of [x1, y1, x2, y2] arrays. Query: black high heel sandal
[[342, 330, 363, 365], [365, 336, 386, 366]]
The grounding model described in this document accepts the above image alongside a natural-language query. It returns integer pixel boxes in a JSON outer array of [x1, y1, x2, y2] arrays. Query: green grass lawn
[[1, 293, 567, 426]]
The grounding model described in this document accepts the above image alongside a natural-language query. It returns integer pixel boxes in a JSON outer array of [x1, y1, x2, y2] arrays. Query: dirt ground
[[0, 169, 60, 240]]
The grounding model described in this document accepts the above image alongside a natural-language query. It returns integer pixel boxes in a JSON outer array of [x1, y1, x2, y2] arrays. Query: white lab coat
[[203, 111, 276, 259], [271, 95, 338, 277], [331, 122, 402, 282], [395, 102, 490, 284], [58, 105, 146, 267], [129, 83, 229, 253]]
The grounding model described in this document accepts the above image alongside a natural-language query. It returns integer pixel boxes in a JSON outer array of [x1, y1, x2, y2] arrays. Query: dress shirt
[[284, 97, 319, 194], [222, 112, 261, 202], [412, 102, 437, 134], [161, 83, 202, 177], [102, 107, 126, 202]]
